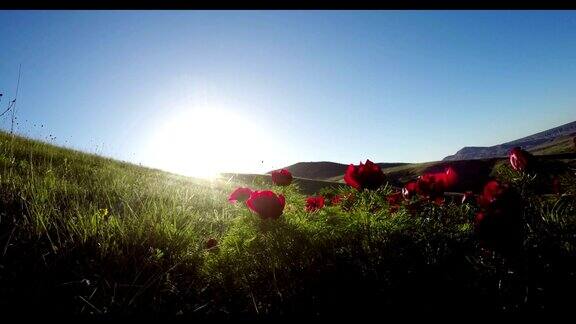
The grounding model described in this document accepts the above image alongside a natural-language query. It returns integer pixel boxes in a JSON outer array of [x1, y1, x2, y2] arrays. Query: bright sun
[[144, 107, 272, 179]]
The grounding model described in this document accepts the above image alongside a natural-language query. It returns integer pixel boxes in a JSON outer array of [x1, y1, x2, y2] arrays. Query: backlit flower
[[344, 159, 386, 190], [271, 169, 293, 186], [402, 181, 418, 200], [228, 187, 253, 203], [509, 147, 532, 172], [416, 167, 458, 201], [246, 190, 286, 220]]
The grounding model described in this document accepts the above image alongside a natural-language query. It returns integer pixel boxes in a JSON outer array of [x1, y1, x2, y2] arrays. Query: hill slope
[[443, 120, 576, 161], [271, 161, 409, 181]]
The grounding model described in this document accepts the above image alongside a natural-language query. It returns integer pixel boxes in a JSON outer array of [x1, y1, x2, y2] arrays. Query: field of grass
[[1, 131, 576, 319]]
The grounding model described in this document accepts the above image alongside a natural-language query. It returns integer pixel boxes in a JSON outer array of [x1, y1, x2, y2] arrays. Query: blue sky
[[1, 11, 576, 177]]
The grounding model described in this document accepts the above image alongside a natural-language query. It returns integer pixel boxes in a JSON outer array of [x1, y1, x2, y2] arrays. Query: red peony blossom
[[344, 159, 386, 190], [305, 196, 325, 212], [271, 169, 293, 186], [402, 181, 418, 200], [228, 187, 253, 203], [205, 238, 218, 250], [444, 167, 458, 188], [509, 147, 532, 172], [477, 180, 507, 208], [416, 167, 458, 201], [246, 190, 286, 220]]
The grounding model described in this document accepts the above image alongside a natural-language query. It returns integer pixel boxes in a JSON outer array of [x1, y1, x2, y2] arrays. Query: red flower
[[246, 190, 286, 220], [402, 181, 418, 200], [228, 187, 253, 203], [477, 180, 507, 208], [509, 147, 532, 172], [433, 196, 445, 206], [271, 169, 293, 186], [305, 196, 325, 212], [444, 167, 458, 188], [205, 238, 218, 250], [416, 167, 458, 200], [344, 159, 386, 190], [331, 195, 343, 205]]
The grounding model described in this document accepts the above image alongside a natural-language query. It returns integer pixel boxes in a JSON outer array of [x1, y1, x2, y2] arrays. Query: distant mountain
[[443, 120, 576, 161], [260, 120, 576, 194], [270, 161, 409, 180]]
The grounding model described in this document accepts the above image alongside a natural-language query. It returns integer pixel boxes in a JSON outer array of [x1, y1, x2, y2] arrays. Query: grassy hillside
[[530, 134, 576, 155], [1, 131, 576, 319]]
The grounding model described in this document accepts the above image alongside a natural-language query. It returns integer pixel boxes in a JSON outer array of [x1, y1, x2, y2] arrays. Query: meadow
[[0, 130, 575, 319]]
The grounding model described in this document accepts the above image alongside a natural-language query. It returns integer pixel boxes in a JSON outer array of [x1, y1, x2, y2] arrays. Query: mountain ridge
[[443, 120, 576, 161]]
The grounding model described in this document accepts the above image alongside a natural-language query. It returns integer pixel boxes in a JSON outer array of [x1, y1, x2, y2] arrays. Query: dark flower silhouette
[[474, 180, 523, 254], [246, 190, 286, 220], [416, 167, 458, 201], [344, 159, 386, 190], [509, 147, 533, 172], [305, 196, 325, 212], [271, 169, 293, 186], [402, 181, 418, 200]]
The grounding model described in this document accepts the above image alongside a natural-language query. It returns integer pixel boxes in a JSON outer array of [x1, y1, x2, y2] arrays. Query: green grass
[[1, 131, 576, 318], [530, 135, 576, 155]]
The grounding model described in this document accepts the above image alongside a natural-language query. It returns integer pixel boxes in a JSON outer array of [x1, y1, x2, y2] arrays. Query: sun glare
[[144, 107, 273, 179]]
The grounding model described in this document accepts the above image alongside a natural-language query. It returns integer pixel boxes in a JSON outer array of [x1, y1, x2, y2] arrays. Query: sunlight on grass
[[1, 130, 575, 318]]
